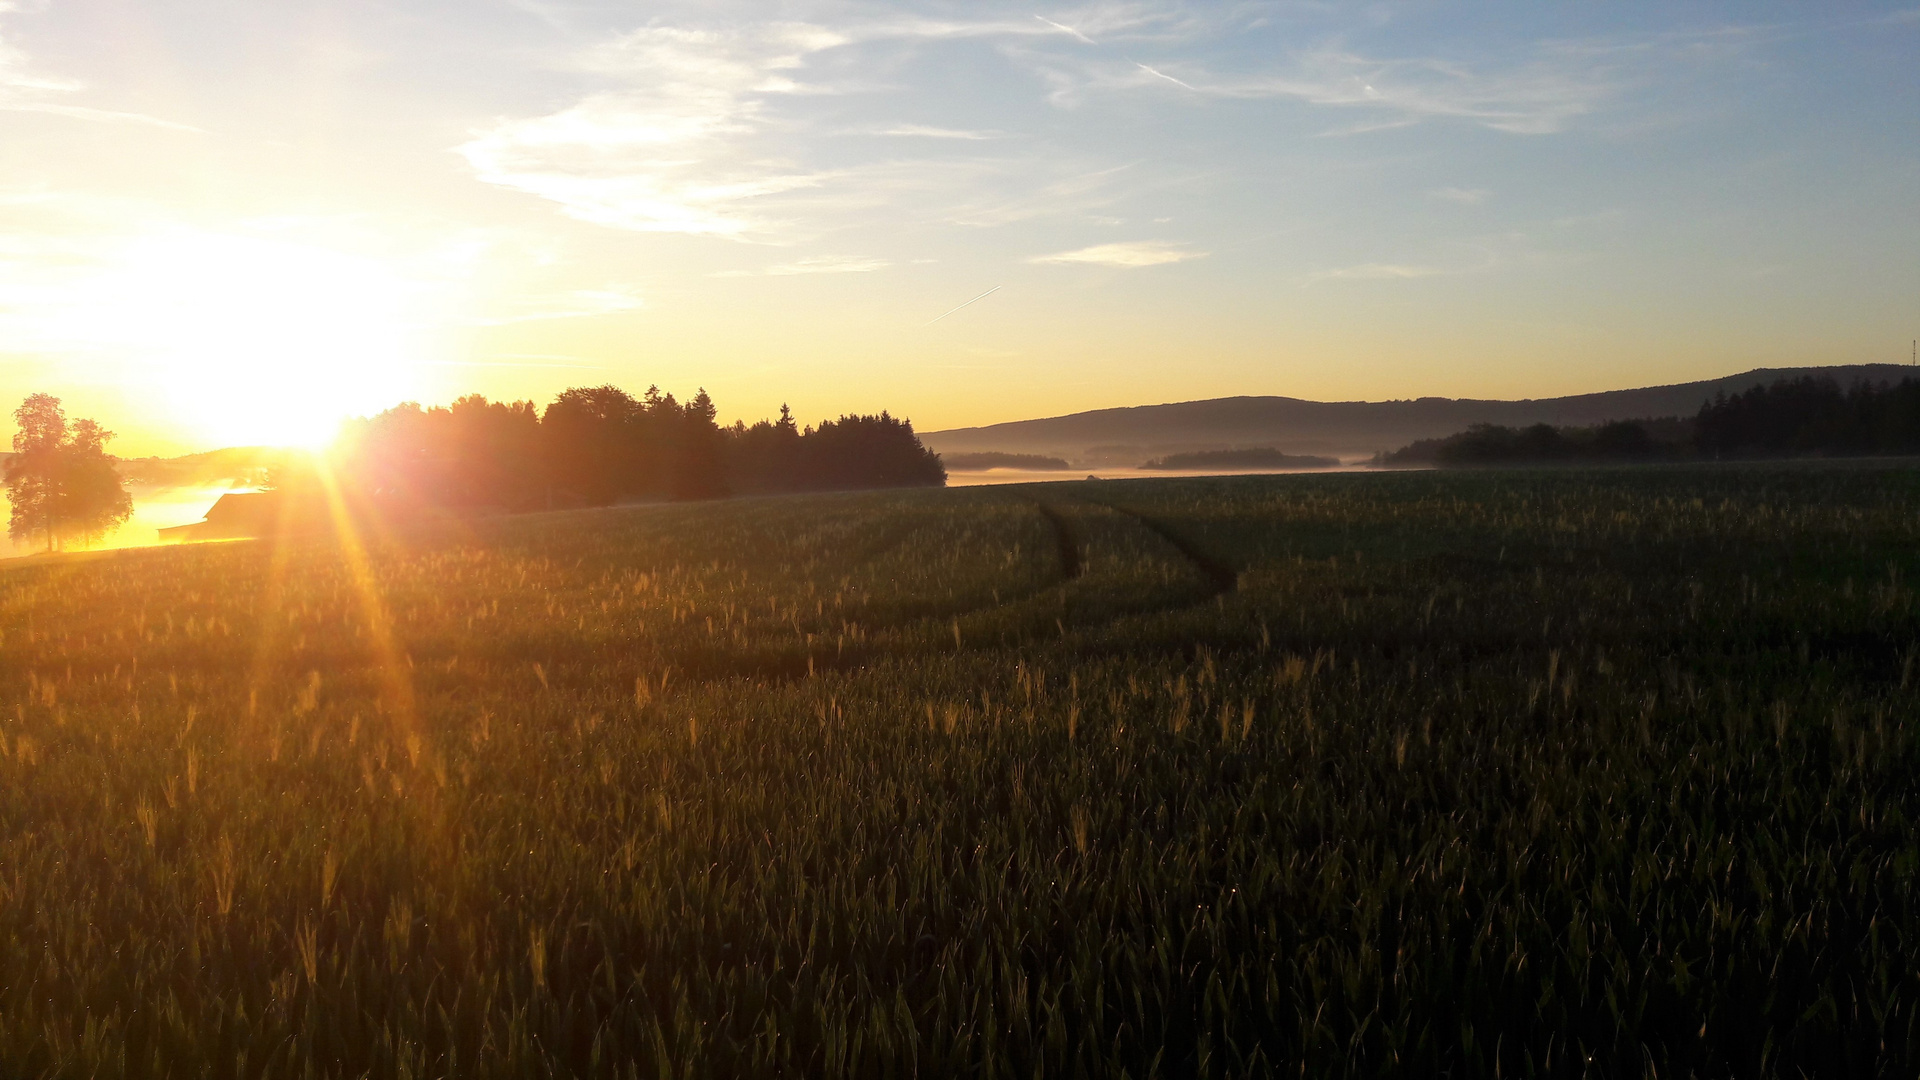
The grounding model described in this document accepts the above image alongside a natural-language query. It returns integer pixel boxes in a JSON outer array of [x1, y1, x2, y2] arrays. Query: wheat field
[[4, 466, 1918, 1077]]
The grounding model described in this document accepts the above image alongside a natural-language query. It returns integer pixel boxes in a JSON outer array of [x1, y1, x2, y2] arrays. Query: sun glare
[[65, 231, 427, 449]]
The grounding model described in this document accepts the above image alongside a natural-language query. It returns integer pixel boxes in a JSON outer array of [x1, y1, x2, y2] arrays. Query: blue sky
[[2, 1, 1916, 451]]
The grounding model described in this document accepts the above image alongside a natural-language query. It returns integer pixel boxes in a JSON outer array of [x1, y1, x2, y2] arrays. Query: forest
[[1380, 375, 1920, 466], [1693, 374, 1920, 456], [318, 385, 945, 509]]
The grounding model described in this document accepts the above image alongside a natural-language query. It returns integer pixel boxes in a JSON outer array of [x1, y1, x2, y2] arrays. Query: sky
[[1, 0, 1916, 456]]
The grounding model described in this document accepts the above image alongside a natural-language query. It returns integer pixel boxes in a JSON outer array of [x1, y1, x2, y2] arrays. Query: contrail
[[1134, 61, 1197, 91], [1034, 14, 1095, 44], [927, 285, 1002, 325]]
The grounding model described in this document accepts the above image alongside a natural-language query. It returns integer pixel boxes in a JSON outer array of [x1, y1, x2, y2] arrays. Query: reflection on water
[[2, 485, 245, 558]]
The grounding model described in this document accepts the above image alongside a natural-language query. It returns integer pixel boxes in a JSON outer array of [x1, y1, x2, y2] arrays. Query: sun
[[70, 230, 430, 449]]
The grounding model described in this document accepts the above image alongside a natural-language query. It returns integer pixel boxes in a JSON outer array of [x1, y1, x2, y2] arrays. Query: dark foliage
[[1141, 447, 1340, 470], [327, 388, 942, 509], [5, 393, 134, 551], [942, 452, 1072, 471], [791, 412, 947, 491], [1381, 375, 1920, 467], [1380, 419, 1679, 466], [1695, 375, 1920, 457], [329, 394, 545, 508]]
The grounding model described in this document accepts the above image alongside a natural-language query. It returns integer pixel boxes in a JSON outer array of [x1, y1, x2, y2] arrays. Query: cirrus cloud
[[0, 4, 200, 130], [1029, 240, 1205, 268], [713, 255, 892, 276], [1307, 263, 1445, 282]]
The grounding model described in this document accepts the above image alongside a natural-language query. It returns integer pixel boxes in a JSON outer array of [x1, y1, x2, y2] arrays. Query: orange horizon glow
[[0, 4, 1914, 460]]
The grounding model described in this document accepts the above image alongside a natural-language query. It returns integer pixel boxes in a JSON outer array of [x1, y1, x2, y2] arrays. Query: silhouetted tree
[[1695, 377, 1920, 457], [792, 412, 946, 490], [1379, 419, 1678, 466], [5, 394, 133, 552], [675, 388, 728, 499], [1425, 423, 1569, 464], [542, 385, 645, 506], [445, 395, 544, 507], [1592, 421, 1654, 458], [330, 395, 547, 510], [726, 404, 804, 493], [632, 386, 690, 500], [1696, 377, 1847, 456], [318, 386, 946, 511]]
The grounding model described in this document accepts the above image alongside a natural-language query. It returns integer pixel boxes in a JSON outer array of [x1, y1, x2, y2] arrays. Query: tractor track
[[1081, 499, 1239, 598], [1031, 501, 1084, 581]]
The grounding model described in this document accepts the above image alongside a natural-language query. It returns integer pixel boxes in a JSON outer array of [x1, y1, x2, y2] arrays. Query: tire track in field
[[662, 500, 1082, 681], [1031, 502, 1084, 581], [1081, 499, 1239, 598]]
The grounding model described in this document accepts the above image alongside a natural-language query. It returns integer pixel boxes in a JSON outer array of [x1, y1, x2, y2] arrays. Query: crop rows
[[3, 465, 1918, 1076]]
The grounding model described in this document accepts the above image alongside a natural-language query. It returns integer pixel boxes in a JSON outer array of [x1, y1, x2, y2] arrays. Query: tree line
[[4, 386, 944, 552], [1376, 419, 1681, 466], [1380, 375, 1920, 466], [1694, 375, 1920, 457], [317, 384, 945, 509]]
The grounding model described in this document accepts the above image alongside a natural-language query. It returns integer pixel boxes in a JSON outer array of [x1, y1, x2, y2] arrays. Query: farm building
[[158, 490, 283, 542]]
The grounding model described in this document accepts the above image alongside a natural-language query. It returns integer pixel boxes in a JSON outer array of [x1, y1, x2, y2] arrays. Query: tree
[[542, 385, 644, 505], [674, 388, 729, 499], [793, 412, 947, 490], [725, 404, 805, 493], [6, 394, 134, 552]]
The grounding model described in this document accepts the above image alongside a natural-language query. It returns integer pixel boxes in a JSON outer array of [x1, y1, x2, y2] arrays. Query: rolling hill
[[921, 364, 1918, 466]]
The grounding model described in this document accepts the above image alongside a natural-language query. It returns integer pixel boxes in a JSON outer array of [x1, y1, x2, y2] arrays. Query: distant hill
[[115, 447, 284, 486], [921, 365, 1920, 466]]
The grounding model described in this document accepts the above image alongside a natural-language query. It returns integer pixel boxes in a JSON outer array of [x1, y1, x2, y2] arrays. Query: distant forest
[[1143, 448, 1340, 470], [942, 452, 1071, 471], [1693, 375, 1920, 457], [1380, 376, 1920, 466], [302, 385, 945, 508], [1378, 419, 1686, 466]]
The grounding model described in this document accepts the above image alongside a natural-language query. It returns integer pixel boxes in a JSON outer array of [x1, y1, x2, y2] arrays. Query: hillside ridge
[[921, 364, 1918, 465]]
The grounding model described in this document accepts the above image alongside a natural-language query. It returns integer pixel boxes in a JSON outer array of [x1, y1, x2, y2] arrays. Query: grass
[[3, 464, 1919, 1077]]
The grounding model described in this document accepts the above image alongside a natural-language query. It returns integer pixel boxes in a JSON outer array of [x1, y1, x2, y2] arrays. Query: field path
[[1079, 495, 1239, 597], [1030, 501, 1084, 581]]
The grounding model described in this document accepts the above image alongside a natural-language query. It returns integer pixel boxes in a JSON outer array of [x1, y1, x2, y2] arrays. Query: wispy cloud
[[456, 5, 1750, 248], [1307, 263, 1444, 282], [943, 161, 1144, 228], [456, 7, 1201, 241], [458, 23, 850, 238], [715, 255, 890, 276], [0, 11, 199, 130], [860, 123, 1001, 140], [767, 255, 889, 275], [2, 102, 201, 130], [1030, 240, 1204, 268], [1058, 47, 1614, 134]]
